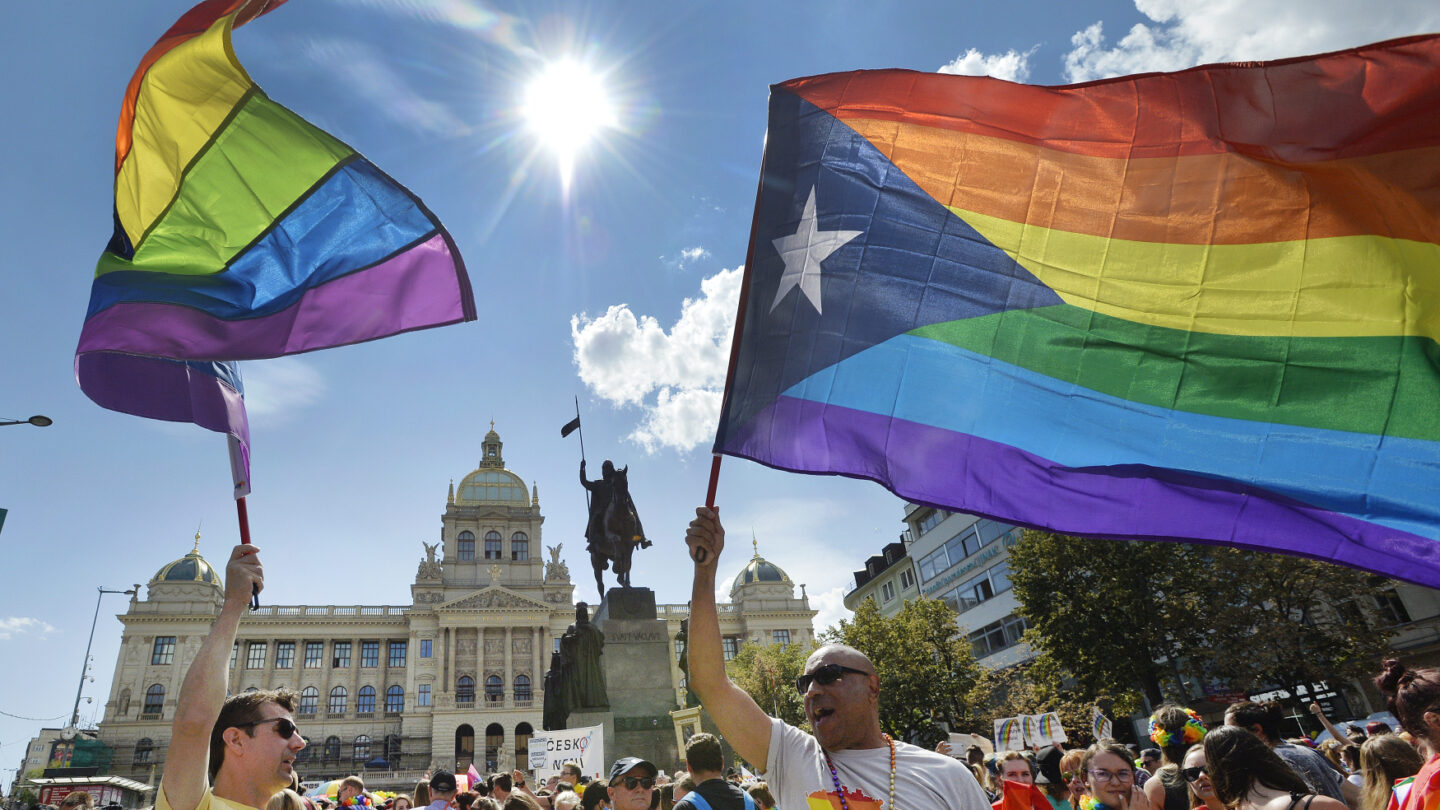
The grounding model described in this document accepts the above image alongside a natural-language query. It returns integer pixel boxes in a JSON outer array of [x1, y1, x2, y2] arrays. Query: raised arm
[[1308, 702, 1348, 745], [161, 545, 263, 810], [685, 506, 773, 767]]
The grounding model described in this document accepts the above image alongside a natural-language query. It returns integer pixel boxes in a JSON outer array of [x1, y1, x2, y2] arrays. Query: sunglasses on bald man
[[795, 664, 873, 694]]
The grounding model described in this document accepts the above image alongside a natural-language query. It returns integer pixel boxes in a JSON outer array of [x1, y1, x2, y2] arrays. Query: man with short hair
[[1224, 701, 1353, 805], [685, 508, 989, 810], [561, 764, 584, 786], [1139, 749, 1161, 776], [156, 545, 305, 810], [426, 771, 458, 810], [607, 759, 656, 810], [674, 733, 753, 810], [338, 777, 366, 806]]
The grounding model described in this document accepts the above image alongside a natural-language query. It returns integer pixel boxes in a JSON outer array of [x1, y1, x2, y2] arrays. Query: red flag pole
[[236, 496, 259, 609]]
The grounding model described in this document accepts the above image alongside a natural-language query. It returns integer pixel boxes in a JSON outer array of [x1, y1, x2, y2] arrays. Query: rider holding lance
[[580, 458, 650, 592]]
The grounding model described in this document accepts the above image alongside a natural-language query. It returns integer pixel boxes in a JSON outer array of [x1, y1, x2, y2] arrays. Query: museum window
[[420, 639, 432, 658], [246, 642, 267, 669], [485, 723, 503, 772], [143, 684, 164, 717], [722, 637, 740, 661], [386, 685, 404, 713], [514, 675, 532, 703], [151, 636, 175, 665], [276, 641, 295, 669], [361, 641, 379, 668], [323, 736, 341, 763], [299, 686, 318, 716], [328, 686, 348, 715], [389, 640, 407, 667], [485, 675, 504, 704], [418, 684, 431, 706], [457, 676, 475, 705], [457, 531, 475, 561], [772, 629, 791, 646], [354, 735, 371, 762], [357, 686, 376, 715], [304, 641, 323, 668], [333, 641, 351, 668], [515, 723, 533, 767], [230, 642, 238, 669], [485, 531, 503, 560], [512, 532, 529, 561], [134, 738, 154, 764]]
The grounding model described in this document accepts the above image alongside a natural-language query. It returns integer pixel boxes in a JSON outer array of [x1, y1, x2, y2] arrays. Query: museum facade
[[93, 428, 816, 786]]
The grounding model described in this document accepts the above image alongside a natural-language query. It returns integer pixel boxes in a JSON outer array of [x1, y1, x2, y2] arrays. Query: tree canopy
[[726, 636, 812, 730]]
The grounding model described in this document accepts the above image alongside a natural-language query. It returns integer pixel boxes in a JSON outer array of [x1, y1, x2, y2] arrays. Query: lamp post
[[67, 586, 137, 733], [0, 415, 52, 427]]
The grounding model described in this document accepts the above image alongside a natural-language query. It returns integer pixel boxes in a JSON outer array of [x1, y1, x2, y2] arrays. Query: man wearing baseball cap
[[607, 758, 657, 810], [425, 771, 457, 810]]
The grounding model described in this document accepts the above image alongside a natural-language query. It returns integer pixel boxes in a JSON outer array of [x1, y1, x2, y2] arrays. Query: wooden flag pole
[[236, 496, 258, 609]]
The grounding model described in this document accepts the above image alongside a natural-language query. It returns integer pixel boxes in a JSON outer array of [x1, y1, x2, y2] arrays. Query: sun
[[523, 59, 618, 188]]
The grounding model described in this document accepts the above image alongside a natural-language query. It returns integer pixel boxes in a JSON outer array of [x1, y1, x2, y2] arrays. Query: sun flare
[[523, 59, 617, 187]]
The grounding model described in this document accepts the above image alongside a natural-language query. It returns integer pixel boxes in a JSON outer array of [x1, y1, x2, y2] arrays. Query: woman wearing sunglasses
[[1077, 741, 1153, 810], [1203, 726, 1345, 810], [1178, 744, 1223, 810]]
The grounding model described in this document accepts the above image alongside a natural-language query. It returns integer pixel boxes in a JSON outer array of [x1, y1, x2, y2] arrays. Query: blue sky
[[2, 0, 1437, 778]]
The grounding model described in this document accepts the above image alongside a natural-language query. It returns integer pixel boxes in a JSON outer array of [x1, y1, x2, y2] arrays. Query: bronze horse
[[589, 465, 643, 594]]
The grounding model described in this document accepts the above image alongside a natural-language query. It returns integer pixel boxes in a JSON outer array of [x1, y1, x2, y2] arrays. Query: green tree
[[966, 651, 1139, 746], [825, 596, 981, 747], [726, 638, 813, 730]]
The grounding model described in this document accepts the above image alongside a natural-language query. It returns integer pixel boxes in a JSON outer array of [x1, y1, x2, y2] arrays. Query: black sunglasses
[[619, 777, 655, 790], [234, 717, 301, 740], [1181, 766, 1207, 783], [795, 664, 873, 694]]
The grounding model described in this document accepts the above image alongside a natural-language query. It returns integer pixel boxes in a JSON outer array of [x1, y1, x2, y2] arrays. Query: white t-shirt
[[766, 717, 990, 809]]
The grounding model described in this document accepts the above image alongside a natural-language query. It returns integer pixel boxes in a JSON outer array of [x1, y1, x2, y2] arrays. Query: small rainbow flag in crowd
[[713, 36, 1440, 586], [1093, 707, 1113, 741], [76, 0, 475, 494], [995, 717, 1026, 751]]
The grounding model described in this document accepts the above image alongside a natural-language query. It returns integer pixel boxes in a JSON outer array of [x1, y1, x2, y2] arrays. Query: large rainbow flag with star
[[76, 0, 475, 494], [713, 36, 1440, 585]]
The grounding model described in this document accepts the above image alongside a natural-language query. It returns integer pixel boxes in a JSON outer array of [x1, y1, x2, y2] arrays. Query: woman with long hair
[[1179, 743, 1224, 810], [1203, 725, 1345, 810], [392, 797, 413, 810], [1145, 706, 1208, 810], [1377, 658, 1440, 810], [414, 781, 431, 809], [1360, 734, 1425, 810], [1077, 741, 1154, 810]]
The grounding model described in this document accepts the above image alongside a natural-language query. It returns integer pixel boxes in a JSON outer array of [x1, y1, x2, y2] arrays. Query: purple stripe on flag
[[74, 353, 249, 443], [77, 233, 465, 360], [724, 395, 1440, 587]]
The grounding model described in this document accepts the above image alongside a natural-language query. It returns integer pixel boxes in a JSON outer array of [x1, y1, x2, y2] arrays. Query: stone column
[[443, 627, 451, 691], [504, 627, 513, 709]]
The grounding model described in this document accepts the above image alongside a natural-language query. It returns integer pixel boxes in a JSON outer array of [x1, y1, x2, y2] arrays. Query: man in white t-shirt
[[685, 507, 989, 810]]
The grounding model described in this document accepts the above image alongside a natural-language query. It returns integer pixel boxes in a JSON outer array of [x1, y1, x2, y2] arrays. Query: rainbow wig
[[1150, 708, 1207, 747]]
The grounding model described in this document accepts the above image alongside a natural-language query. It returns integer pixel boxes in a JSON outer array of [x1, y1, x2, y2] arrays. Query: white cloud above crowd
[[0, 617, 55, 641]]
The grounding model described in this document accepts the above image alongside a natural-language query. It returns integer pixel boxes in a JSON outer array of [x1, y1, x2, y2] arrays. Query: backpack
[[679, 787, 756, 810]]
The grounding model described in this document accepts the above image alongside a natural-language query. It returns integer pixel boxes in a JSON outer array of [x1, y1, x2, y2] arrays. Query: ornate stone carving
[[513, 636, 531, 656], [544, 592, 568, 603], [457, 638, 478, 655], [417, 542, 443, 580], [484, 637, 503, 656], [545, 544, 570, 582], [414, 592, 444, 604], [445, 589, 547, 611]]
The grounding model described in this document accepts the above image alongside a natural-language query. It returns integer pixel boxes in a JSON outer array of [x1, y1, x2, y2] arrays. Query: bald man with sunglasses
[[159, 545, 307, 810], [686, 507, 988, 810]]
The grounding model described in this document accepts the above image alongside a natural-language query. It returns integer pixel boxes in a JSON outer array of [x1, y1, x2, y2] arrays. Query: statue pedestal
[[594, 587, 679, 770]]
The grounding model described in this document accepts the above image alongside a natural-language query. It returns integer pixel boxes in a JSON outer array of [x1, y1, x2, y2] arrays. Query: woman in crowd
[[1145, 706, 1208, 810], [1378, 658, 1440, 810], [1077, 741, 1153, 810], [1203, 725, 1345, 810], [414, 781, 432, 809], [1062, 749, 1089, 808], [1342, 746, 1364, 788], [1359, 734, 1425, 810], [1180, 743, 1223, 810], [392, 797, 413, 810]]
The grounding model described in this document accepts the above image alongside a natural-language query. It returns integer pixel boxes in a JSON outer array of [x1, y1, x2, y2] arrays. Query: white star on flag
[[769, 186, 862, 315]]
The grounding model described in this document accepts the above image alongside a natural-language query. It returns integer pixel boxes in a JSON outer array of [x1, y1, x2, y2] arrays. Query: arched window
[[513, 675, 532, 703], [299, 686, 319, 716], [296, 741, 311, 762], [328, 686, 347, 714], [357, 686, 376, 714], [515, 723, 532, 768], [353, 735, 371, 762], [456, 676, 475, 705], [455, 724, 474, 768], [385, 685, 404, 713], [485, 723, 503, 773], [118, 688, 131, 716], [143, 684, 165, 716], [485, 675, 503, 704], [484, 531, 502, 560], [457, 531, 475, 561], [134, 738, 154, 764], [324, 736, 341, 762], [511, 532, 529, 561]]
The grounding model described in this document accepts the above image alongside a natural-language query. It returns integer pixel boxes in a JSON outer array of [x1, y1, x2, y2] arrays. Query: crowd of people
[[120, 511, 1440, 810]]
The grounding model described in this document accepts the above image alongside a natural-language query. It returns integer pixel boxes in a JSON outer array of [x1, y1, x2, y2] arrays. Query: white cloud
[[239, 357, 327, 426], [571, 266, 742, 452], [298, 37, 471, 137], [938, 46, 1039, 82], [809, 585, 853, 638], [0, 617, 55, 641], [1064, 1, 1440, 83], [679, 247, 710, 267]]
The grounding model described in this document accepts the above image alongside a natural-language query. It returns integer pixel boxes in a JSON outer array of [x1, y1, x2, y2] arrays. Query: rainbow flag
[[714, 36, 1440, 586], [76, 0, 475, 494]]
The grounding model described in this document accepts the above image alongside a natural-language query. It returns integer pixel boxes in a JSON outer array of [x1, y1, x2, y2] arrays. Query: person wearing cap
[[1034, 745, 1072, 810], [674, 733, 754, 810], [685, 507, 989, 810], [608, 759, 657, 810], [427, 771, 459, 810]]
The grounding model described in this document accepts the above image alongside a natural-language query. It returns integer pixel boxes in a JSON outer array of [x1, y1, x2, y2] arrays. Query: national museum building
[[93, 428, 816, 785]]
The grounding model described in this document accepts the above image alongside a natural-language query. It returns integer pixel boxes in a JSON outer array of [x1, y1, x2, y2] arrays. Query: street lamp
[[67, 586, 138, 734], [0, 415, 52, 427]]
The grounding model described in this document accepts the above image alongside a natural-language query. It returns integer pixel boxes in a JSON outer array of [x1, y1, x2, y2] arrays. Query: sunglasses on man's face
[[795, 664, 873, 695], [1181, 766, 1208, 783], [234, 716, 301, 740], [618, 776, 655, 791]]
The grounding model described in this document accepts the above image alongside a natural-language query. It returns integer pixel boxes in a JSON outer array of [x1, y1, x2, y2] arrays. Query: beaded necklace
[[823, 733, 898, 810]]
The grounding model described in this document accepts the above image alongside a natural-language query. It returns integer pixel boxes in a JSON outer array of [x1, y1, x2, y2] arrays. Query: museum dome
[[453, 424, 534, 506], [151, 536, 222, 586], [730, 537, 792, 595]]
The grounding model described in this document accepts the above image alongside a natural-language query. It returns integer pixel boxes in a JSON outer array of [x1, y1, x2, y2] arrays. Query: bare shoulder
[[1311, 797, 1348, 810]]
